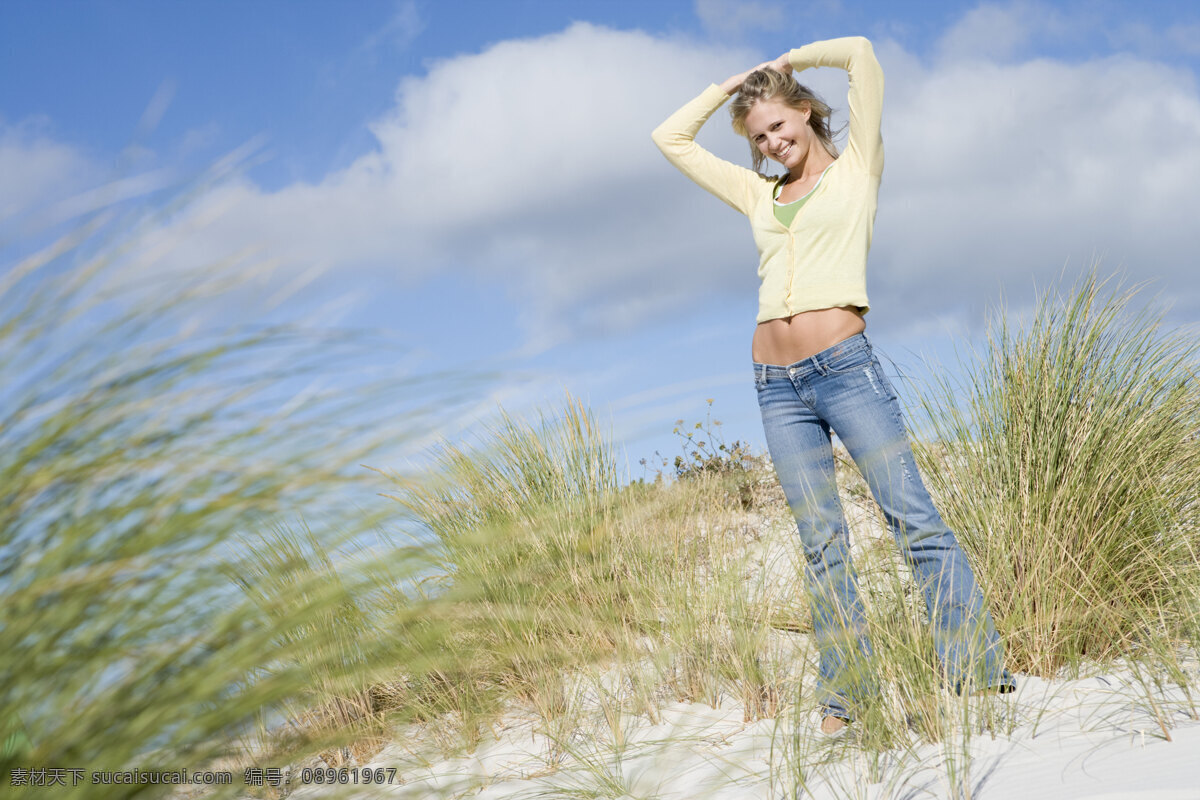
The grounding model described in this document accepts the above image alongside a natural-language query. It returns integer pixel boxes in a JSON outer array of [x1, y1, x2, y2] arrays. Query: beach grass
[[361, 273, 1198, 797], [5, 206, 1198, 800], [912, 273, 1200, 677], [0, 190, 466, 796], [374, 396, 791, 751]]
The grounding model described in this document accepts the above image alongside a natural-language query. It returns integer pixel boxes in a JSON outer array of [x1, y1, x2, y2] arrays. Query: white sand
[[285, 490, 1200, 800], [282, 655, 1199, 800]]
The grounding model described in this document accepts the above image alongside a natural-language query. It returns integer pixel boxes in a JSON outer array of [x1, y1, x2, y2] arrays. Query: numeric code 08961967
[[299, 767, 398, 785]]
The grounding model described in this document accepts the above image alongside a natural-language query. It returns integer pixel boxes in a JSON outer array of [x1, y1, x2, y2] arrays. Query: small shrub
[[666, 399, 771, 509]]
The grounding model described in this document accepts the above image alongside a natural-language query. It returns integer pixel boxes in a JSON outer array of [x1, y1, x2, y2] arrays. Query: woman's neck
[[788, 147, 835, 183]]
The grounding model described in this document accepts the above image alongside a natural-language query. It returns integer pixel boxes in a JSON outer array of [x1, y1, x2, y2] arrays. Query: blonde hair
[[729, 69, 842, 173]]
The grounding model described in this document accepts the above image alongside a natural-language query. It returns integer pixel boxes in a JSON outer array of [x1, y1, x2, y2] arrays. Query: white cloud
[[1167, 23, 1200, 57], [0, 121, 174, 243], [129, 23, 760, 346], [936, 3, 1035, 62], [1110, 20, 1200, 60], [0, 122, 99, 224], [933, 0, 1085, 64], [694, 0, 786, 38], [873, 35, 1200, 328], [110, 12, 1200, 348]]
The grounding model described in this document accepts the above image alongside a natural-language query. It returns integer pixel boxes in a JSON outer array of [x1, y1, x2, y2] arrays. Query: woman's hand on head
[[720, 54, 793, 95], [719, 67, 755, 95]]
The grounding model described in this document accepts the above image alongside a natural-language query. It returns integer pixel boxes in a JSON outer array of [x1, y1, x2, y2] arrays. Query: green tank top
[[773, 190, 811, 226], [772, 164, 833, 226]]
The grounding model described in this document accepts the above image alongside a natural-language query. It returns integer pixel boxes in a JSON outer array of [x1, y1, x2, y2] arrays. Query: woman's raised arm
[[787, 37, 884, 176], [651, 76, 765, 215]]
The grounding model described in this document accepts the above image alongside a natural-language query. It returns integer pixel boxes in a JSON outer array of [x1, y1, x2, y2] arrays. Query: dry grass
[[0, 180, 466, 797], [9, 199, 1196, 800], [912, 273, 1200, 675]]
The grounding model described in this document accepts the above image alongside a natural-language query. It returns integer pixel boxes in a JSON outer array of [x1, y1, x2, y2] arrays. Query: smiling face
[[743, 98, 814, 171]]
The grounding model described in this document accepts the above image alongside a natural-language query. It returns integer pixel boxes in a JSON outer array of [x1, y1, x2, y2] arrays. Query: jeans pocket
[[821, 343, 873, 374]]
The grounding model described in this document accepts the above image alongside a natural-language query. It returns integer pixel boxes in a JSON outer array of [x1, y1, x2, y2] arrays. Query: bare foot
[[820, 716, 849, 735]]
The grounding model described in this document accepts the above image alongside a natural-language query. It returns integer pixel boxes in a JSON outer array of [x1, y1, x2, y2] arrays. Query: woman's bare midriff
[[752, 306, 866, 365]]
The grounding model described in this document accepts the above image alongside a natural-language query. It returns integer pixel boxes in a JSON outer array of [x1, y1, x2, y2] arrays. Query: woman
[[651, 37, 1012, 733]]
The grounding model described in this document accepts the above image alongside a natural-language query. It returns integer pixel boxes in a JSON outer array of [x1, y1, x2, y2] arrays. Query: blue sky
[[4, 0, 1199, 479]]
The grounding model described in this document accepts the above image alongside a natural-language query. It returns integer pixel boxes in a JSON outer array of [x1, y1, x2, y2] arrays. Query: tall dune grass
[[240, 272, 1197, 798], [378, 400, 634, 748], [369, 397, 811, 767], [221, 267, 1199, 797], [0, 191, 460, 796], [912, 274, 1200, 675], [11, 200, 1197, 800]]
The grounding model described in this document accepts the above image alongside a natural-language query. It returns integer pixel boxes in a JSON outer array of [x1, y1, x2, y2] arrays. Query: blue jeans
[[754, 333, 1011, 719]]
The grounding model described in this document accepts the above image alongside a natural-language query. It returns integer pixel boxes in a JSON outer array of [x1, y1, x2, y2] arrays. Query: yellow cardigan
[[651, 36, 884, 322]]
